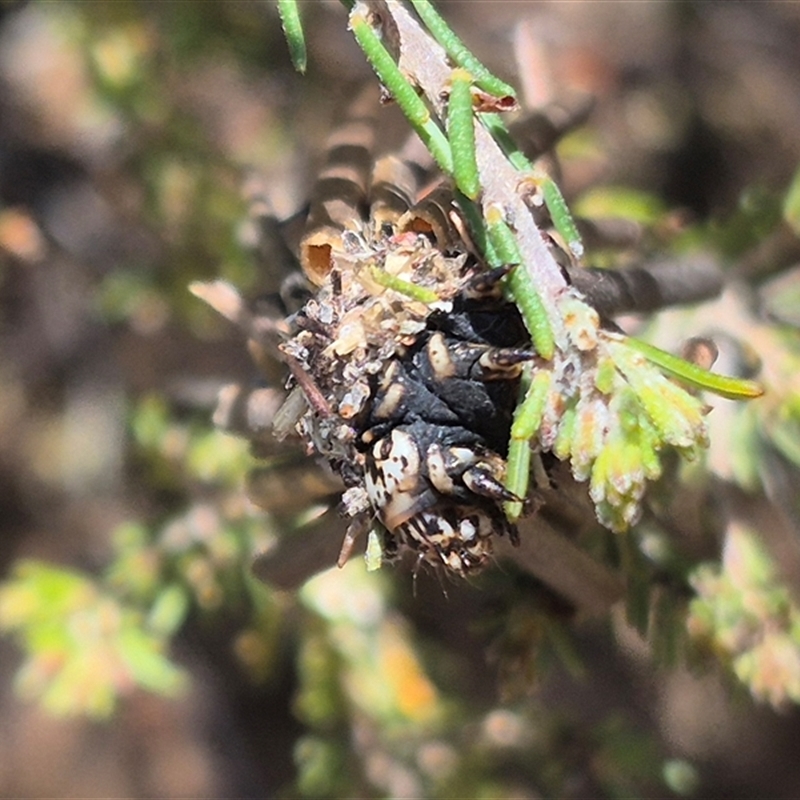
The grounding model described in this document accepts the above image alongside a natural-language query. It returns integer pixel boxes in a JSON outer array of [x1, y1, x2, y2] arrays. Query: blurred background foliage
[[1, 1, 800, 797]]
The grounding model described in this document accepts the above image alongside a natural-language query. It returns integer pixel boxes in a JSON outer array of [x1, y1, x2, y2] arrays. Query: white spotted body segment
[[364, 429, 425, 528], [363, 410, 520, 574]]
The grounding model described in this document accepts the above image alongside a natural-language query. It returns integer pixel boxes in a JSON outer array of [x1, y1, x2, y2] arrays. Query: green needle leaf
[[540, 176, 584, 260], [368, 265, 441, 304], [504, 436, 531, 522], [454, 191, 498, 264], [511, 369, 552, 441], [278, 0, 307, 73], [409, 0, 517, 100], [505, 369, 551, 522], [447, 69, 480, 200], [625, 336, 765, 401], [486, 206, 555, 360], [349, 12, 453, 174]]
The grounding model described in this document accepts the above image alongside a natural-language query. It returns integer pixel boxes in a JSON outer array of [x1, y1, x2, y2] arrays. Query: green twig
[[504, 368, 533, 521]]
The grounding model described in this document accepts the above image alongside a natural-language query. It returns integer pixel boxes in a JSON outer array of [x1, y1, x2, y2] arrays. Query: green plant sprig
[[624, 336, 764, 401]]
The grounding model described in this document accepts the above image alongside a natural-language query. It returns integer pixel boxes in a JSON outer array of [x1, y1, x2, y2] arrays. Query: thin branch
[[379, 0, 570, 324], [567, 256, 725, 317]]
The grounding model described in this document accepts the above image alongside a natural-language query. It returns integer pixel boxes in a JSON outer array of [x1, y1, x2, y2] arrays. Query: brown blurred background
[[1, 2, 800, 797]]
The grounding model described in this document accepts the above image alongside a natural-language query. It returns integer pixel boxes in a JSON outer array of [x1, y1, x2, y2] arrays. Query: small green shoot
[[504, 437, 531, 522]]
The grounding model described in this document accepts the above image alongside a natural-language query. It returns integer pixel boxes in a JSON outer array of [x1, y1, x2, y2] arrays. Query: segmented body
[[280, 216, 530, 574]]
